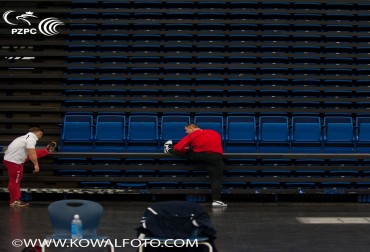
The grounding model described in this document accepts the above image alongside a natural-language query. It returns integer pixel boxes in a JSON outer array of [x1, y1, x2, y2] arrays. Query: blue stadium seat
[[292, 14, 321, 21], [66, 56, 97, 63], [63, 100, 95, 108], [165, 1, 194, 8], [230, 2, 258, 8], [127, 115, 159, 152], [64, 90, 95, 97], [102, 0, 131, 9], [101, 23, 130, 30], [197, 23, 226, 31], [96, 89, 126, 97], [98, 78, 127, 86], [355, 117, 370, 153], [60, 115, 94, 152], [293, 34, 322, 42], [324, 46, 353, 53], [100, 34, 129, 41], [230, 11, 258, 20], [132, 23, 162, 30], [197, 12, 226, 19], [258, 116, 290, 153], [94, 115, 126, 152], [67, 45, 96, 52], [100, 67, 127, 74], [291, 117, 322, 153], [70, 1, 99, 8], [100, 44, 128, 52], [69, 12, 99, 20], [163, 45, 193, 52], [323, 117, 354, 153], [291, 79, 321, 87], [284, 182, 316, 189], [67, 34, 98, 41], [131, 44, 160, 52], [91, 170, 121, 177], [250, 182, 281, 189], [292, 2, 322, 9], [66, 67, 96, 74], [99, 56, 128, 64], [164, 23, 193, 30], [225, 116, 257, 153], [101, 13, 130, 20]]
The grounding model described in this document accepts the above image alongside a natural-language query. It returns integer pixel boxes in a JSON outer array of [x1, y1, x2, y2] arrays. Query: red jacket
[[173, 129, 223, 155]]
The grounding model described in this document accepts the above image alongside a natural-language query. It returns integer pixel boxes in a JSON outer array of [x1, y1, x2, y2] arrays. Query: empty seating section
[[60, 1, 369, 114]]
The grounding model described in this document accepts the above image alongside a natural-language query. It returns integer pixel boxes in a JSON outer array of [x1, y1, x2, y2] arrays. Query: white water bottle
[[71, 214, 83, 239]]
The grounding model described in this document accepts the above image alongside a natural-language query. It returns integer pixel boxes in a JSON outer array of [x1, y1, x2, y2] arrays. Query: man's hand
[[33, 164, 40, 173]]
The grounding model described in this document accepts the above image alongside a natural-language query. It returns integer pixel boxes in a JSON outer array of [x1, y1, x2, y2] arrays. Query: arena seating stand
[[1, 1, 370, 201]]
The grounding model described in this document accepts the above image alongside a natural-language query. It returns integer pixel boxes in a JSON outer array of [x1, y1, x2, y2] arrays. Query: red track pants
[[3, 149, 50, 204]]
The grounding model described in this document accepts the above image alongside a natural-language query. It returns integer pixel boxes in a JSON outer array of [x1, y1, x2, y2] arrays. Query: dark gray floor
[[2, 199, 370, 252]]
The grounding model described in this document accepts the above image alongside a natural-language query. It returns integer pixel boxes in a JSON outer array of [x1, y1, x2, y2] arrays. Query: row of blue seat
[[76, 181, 370, 190], [57, 169, 370, 177], [69, 1, 367, 9], [64, 36, 368, 43], [73, 182, 367, 191], [65, 56, 370, 63], [66, 45, 368, 52], [64, 77, 370, 85], [60, 115, 370, 153], [64, 68, 365, 76]]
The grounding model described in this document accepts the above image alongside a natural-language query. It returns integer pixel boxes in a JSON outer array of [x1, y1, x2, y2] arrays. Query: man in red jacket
[[164, 123, 227, 207]]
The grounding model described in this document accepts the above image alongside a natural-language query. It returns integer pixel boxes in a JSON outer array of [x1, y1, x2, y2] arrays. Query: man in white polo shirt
[[3, 127, 44, 207]]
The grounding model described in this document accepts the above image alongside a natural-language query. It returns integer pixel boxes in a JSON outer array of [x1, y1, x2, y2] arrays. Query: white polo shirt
[[4, 132, 39, 164]]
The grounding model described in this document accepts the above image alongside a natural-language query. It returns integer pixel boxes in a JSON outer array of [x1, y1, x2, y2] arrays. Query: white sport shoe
[[10, 200, 29, 207], [212, 200, 227, 207], [164, 140, 173, 153]]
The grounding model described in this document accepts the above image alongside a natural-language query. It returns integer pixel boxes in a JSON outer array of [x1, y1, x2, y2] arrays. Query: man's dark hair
[[28, 127, 44, 133]]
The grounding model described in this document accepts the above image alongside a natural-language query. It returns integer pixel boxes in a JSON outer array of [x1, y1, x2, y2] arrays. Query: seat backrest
[[48, 200, 103, 237], [259, 116, 289, 142], [292, 117, 321, 142], [128, 116, 158, 141], [356, 117, 370, 142], [95, 115, 125, 141], [63, 122, 93, 141], [161, 116, 190, 141], [62, 115, 93, 141], [324, 117, 353, 142], [226, 116, 256, 142]]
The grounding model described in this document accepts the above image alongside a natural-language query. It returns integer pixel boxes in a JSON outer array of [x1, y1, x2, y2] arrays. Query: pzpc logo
[[2, 10, 64, 36]]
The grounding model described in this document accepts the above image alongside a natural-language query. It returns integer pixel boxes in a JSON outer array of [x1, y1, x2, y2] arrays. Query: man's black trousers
[[171, 150, 224, 201]]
